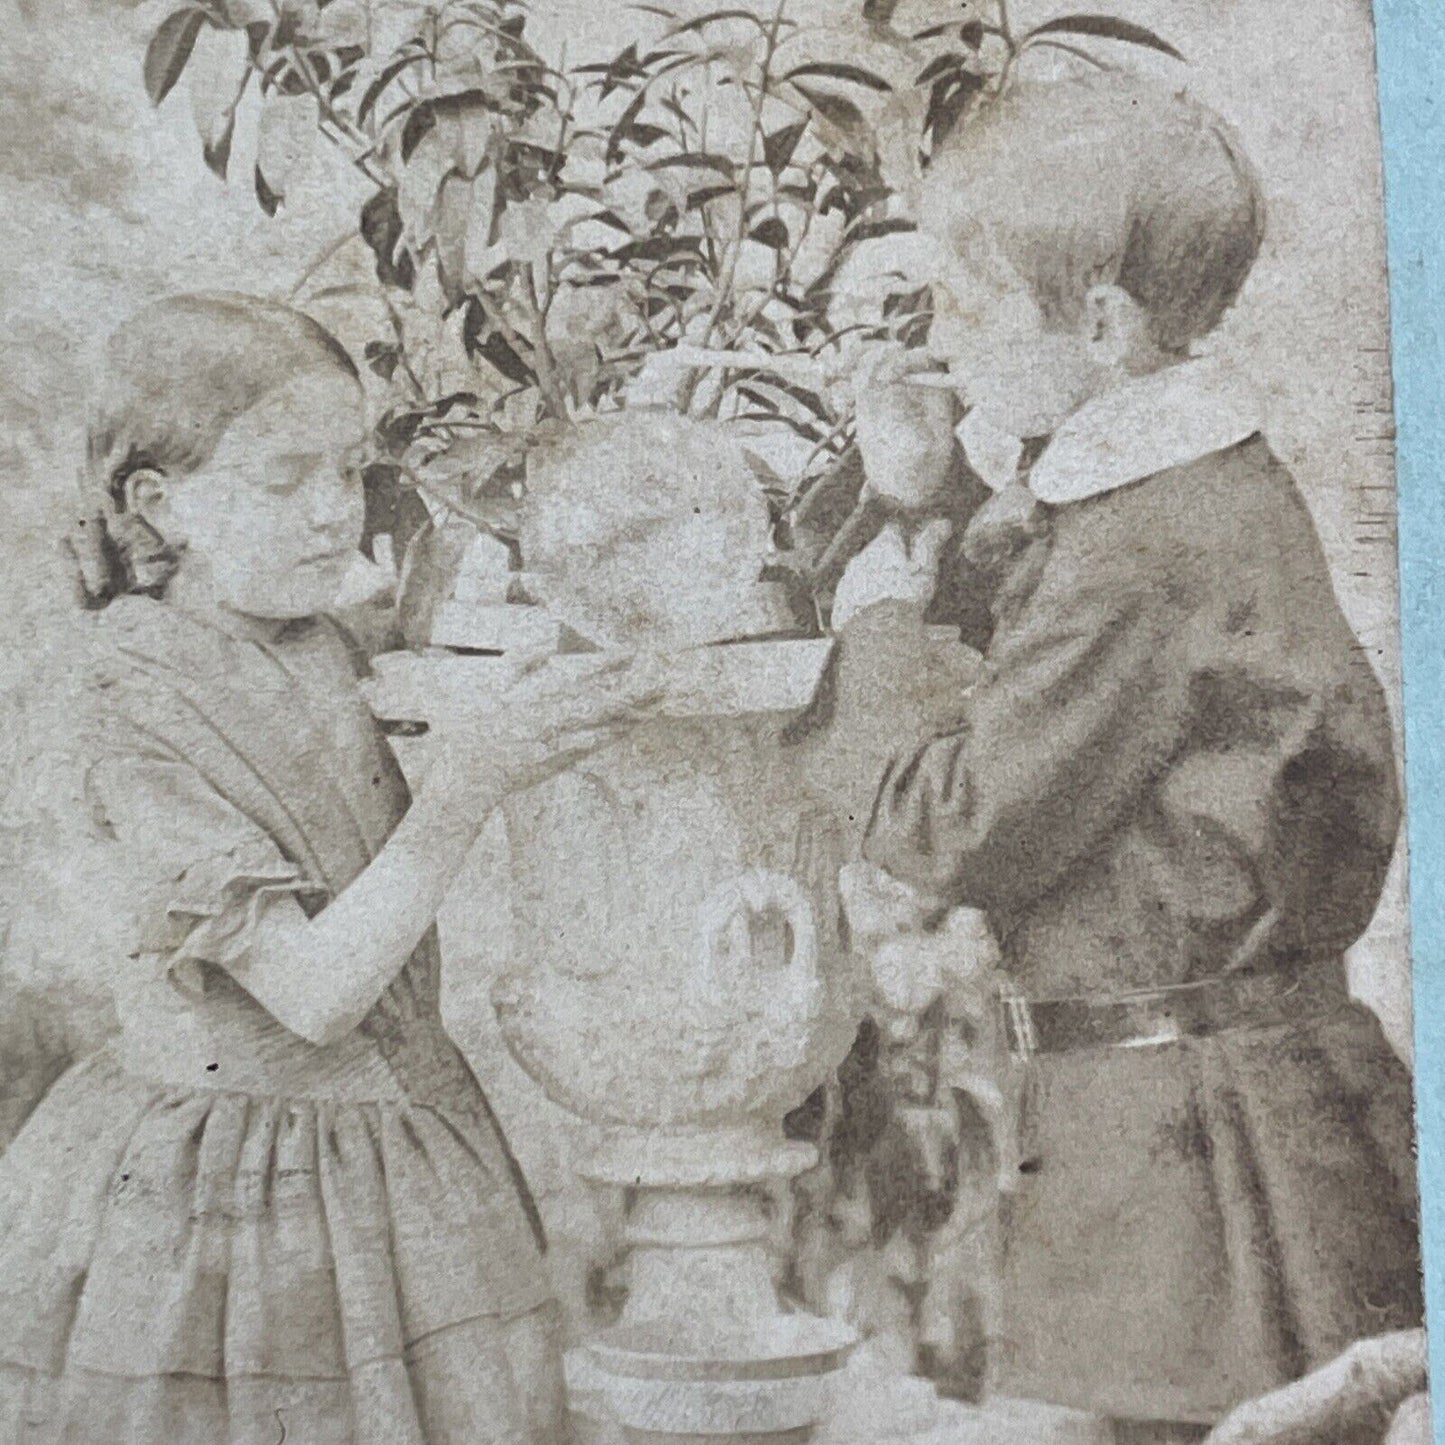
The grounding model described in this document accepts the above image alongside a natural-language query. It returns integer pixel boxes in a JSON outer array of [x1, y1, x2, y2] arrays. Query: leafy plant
[[903, 5, 1184, 156], [141, 0, 1184, 603]]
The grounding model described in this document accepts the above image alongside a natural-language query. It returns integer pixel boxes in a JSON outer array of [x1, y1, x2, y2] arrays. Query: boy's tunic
[[840, 362, 1422, 1422]]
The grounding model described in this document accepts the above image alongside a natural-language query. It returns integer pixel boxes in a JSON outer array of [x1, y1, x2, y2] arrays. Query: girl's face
[[148, 369, 368, 621]]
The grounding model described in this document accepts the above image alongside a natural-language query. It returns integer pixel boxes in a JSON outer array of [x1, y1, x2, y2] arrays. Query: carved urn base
[[570, 1133, 854, 1442]]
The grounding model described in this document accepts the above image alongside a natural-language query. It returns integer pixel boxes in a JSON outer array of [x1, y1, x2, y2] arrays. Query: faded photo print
[[0, 1, 1428, 1442]]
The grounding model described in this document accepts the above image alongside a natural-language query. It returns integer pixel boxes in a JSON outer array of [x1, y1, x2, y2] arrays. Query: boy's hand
[[840, 860, 943, 941], [832, 519, 952, 630], [852, 344, 957, 510], [873, 907, 1001, 1021]]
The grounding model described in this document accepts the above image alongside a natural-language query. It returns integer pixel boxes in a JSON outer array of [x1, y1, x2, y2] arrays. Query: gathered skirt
[[0, 1052, 563, 1444]]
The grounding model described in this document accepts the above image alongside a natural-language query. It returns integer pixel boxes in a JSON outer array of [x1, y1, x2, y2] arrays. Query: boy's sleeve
[[809, 601, 981, 842], [862, 537, 1192, 914], [925, 448, 1001, 653]]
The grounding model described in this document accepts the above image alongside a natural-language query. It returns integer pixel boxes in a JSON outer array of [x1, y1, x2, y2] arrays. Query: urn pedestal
[[367, 641, 1104, 1445]]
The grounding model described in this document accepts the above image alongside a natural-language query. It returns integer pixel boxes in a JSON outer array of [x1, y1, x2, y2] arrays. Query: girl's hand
[[852, 344, 957, 510], [421, 655, 665, 819], [832, 519, 953, 631], [499, 653, 667, 788]]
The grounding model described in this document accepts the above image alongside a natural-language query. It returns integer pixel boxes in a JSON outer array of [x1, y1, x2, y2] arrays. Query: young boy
[[829, 73, 1423, 1442]]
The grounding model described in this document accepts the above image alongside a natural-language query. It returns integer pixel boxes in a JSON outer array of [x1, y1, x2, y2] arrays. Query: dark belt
[[999, 963, 1351, 1060]]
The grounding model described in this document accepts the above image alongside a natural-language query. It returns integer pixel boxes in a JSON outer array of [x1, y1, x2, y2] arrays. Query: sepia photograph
[[0, 0, 1429, 1441]]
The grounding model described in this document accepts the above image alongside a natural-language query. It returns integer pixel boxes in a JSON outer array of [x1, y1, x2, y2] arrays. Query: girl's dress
[[0, 596, 562, 1444]]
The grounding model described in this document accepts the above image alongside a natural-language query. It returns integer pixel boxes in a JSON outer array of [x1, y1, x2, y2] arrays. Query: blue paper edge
[[1376, 0, 1444, 1415]]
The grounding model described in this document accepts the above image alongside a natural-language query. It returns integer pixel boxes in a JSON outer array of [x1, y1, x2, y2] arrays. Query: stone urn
[[368, 412, 868, 1441], [492, 683, 862, 1442]]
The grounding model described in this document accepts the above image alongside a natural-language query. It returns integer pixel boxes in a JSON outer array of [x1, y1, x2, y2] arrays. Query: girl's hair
[[922, 73, 1267, 354], [71, 293, 360, 608]]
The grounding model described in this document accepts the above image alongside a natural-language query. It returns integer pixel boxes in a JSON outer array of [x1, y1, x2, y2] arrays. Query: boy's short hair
[[921, 73, 1266, 352]]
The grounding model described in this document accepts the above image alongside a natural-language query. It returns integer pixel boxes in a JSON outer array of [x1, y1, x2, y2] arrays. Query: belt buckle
[[999, 982, 1037, 1063], [1117, 990, 1186, 1049]]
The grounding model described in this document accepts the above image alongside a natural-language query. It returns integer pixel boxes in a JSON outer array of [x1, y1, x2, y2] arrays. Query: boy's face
[[923, 213, 1106, 441]]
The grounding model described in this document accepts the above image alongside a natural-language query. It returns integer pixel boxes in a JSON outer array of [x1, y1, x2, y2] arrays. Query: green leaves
[[203, 124, 236, 179], [254, 164, 282, 217], [188, 23, 252, 178], [574, 42, 651, 99], [364, 341, 402, 382], [661, 9, 775, 40], [607, 234, 706, 265], [763, 120, 808, 176], [144, 6, 208, 105], [360, 189, 416, 290], [842, 217, 916, 246], [922, 67, 985, 151], [861, 0, 901, 28], [134, 0, 918, 549], [605, 88, 649, 164], [648, 152, 737, 178], [790, 82, 866, 134], [686, 184, 735, 211], [900, 7, 1184, 161], [462, 303, 536, 385], [750, 216, 789, 251], [916, 53, 972, 87], [357, 51, 427, 125], [359, 462, 431, 566], [254, 92, 319, 211]]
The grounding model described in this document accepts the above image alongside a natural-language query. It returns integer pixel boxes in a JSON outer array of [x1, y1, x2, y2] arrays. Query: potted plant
[[138, 0, 1183, 649]]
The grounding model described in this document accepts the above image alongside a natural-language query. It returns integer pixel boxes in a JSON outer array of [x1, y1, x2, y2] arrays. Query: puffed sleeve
[[83, 753, 326, 997]]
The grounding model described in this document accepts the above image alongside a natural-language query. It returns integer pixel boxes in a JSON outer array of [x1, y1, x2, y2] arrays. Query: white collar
[[957, 357, 1265, 504]]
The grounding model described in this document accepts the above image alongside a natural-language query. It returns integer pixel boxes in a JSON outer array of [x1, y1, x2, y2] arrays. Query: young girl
[[0, 294, 652, 1444]]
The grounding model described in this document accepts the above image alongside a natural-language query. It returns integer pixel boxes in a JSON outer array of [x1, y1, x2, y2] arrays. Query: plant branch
[[436, 9, 548, 67], [681, 0, 788, 408], [521, 262, 567, 409], [484, 272, 567, 417], [722, 162, 819, 353], [994, 0, 1013, 48], [288, 229, 362, 299], [286, 44, 389, 185], [407, 469, 514, 538]]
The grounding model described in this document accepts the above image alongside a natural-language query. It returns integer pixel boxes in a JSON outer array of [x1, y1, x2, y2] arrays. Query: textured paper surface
[[0, 2, 1428, 1442]]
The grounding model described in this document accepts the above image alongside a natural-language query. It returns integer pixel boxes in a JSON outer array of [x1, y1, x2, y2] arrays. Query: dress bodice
[[79, 599, 458, 1103]]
